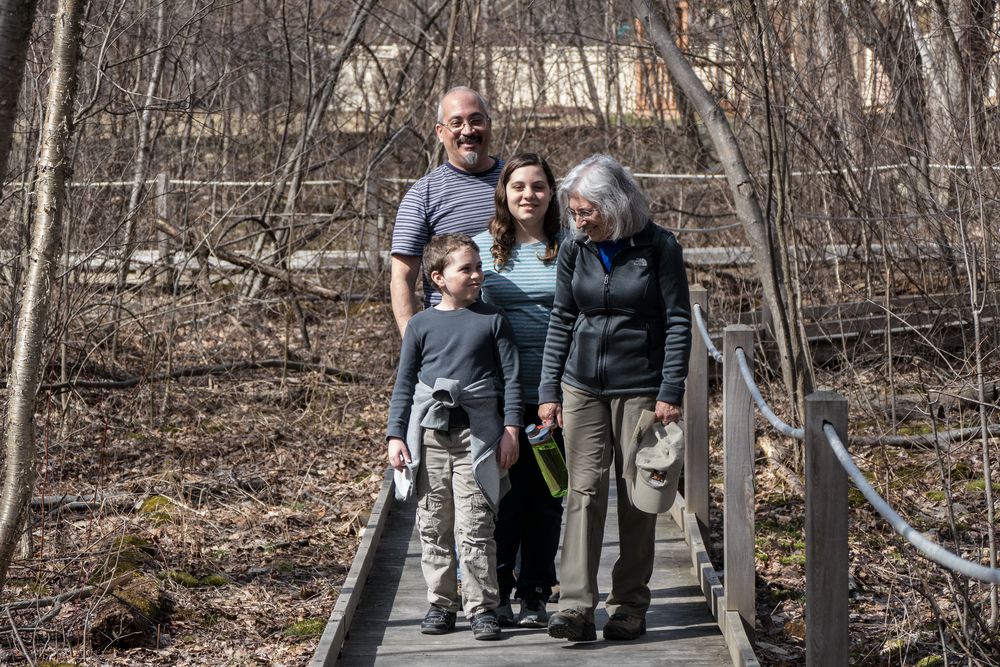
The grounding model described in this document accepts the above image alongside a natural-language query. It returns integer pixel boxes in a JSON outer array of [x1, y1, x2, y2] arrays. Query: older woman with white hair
[[538, 154, 691, 642]]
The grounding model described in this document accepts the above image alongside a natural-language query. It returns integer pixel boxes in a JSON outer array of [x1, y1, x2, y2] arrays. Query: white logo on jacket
[[633, 258, 648, 268]]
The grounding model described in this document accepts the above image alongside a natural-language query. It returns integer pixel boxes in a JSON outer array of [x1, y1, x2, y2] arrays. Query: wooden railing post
[[723, 324, 755, 638], [685, 284, 710, 545], [805, 391, 849, 667]]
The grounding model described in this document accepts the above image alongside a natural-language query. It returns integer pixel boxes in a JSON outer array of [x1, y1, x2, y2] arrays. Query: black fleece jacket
[[538, 220, 692, 405]]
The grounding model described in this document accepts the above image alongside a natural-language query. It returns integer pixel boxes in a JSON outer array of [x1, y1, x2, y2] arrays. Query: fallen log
[[850, 423, 1000, 448], [0, 358, 366, 394]]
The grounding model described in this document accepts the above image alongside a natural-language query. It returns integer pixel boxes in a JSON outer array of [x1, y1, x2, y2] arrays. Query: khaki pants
[[559, 383, 657, 622], [416, 426, 499, 617]]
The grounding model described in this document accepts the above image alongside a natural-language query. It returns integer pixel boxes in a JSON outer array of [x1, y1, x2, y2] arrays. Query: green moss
[[115, 575, 165, 621], [897, 423, 934, 436], [953, 463, 974, 480], [925, 490, 947, 502], [116, 534, 152, 550], [964, 479, 1000, 493], [768, 586, 803, 602], [199, 574, 230, 587], [779, 553, 806, 567], [915, 656, 944, 667], [284, 617, 326, 637], [39, 662, 78, 667], [138, 495, 175, 525], [98, 534, 156, 580], [848, 488, 866, 508], [164, 570, 200, 587]]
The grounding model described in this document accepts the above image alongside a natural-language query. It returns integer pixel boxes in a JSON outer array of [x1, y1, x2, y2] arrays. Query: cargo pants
[[416, 425, 500, 617]]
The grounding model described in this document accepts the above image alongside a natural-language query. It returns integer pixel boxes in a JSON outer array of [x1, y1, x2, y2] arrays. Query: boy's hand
[[497, 426, 519, 470], [538, 402, 563, 429], [387, 438, 411, 471]]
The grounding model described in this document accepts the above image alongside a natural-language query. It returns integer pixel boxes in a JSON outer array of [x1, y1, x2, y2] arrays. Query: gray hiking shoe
[[518, 597, 548, 628], [471, 610, 502, 640]]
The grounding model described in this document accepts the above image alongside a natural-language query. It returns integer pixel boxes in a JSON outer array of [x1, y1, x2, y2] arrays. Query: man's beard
[[457, 134, 482, 167]]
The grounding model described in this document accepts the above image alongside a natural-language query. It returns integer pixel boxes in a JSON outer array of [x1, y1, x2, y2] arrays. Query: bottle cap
[[525, 423, 549, 444]]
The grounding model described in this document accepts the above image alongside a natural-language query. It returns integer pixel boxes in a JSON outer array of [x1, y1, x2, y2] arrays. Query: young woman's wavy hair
[[487, 153, 562, 270]]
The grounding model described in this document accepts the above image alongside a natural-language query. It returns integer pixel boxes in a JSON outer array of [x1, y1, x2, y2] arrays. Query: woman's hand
[[655, 401, 682, 425], [497, 426, 519, 470], [387, 438, 411, 471], [538, 402, 563, 429]]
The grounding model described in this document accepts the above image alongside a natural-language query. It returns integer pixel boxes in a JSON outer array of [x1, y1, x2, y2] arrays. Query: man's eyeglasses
[[568, 208, 597, 220], [440, 114, 489, 132]]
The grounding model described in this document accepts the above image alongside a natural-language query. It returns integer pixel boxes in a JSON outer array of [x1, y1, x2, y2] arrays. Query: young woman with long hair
[[472, 153, 565, 628]]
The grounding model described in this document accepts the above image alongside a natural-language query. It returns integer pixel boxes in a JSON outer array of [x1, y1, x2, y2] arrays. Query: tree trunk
[[0, 0, 40, 180], [0, 0, 85, 591], [116, 0, 168, 294], [632, 0, 814, 415], [246, 0, 377, 297]]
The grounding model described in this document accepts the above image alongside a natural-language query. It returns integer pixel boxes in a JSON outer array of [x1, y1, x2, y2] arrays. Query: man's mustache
[[457, 133, 482, 146]]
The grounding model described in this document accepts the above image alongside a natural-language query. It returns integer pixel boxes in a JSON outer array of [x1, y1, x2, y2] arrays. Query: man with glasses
[[390, 86, 503, 335]]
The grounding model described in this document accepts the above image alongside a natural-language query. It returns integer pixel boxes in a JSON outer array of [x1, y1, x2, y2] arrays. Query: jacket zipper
[[600, 272, 610, 390]]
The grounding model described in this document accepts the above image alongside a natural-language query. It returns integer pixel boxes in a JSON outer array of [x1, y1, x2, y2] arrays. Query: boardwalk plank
[[338, 487, 731, 666]]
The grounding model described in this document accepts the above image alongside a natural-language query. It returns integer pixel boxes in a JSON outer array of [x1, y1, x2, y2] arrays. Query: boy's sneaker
[[602, 613, 646, 640], [495, 597, 515, 627], [547, 609, 596, 642], [470, 610, 502, 640], [517, 597, 548, 628], [420, 605, 456, 635]]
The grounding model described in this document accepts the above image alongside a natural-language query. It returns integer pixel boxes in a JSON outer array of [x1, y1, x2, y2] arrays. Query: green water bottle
[[525, 424, 568, 498]]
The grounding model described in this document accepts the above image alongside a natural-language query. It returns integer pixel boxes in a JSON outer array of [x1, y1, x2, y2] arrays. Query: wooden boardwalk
[[334, 485, 732, 666]]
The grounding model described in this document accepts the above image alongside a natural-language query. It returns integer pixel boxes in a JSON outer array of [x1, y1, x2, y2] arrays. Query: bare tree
[[0, 0, 40, 180], [0, 0, 85, 591], [632, 0, 815, 418]]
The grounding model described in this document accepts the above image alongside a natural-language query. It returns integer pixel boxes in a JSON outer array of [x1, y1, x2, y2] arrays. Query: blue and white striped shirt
[[392, 160, 503, 306], [473, 231, 561, 405]]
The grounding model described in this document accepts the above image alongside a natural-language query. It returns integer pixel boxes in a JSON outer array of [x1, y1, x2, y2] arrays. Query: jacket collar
[[574, 219, 655, 250]]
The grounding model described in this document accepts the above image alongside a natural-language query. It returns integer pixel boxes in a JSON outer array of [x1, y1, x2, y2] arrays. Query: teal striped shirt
[[473, 231, 560, 405]]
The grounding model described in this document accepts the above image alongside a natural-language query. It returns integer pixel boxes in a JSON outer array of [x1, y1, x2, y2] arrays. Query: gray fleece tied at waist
[[395, 377, 510, 512]]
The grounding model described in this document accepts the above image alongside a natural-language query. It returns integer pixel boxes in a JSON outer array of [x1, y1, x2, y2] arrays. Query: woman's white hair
[[558, 154, 650, 241]]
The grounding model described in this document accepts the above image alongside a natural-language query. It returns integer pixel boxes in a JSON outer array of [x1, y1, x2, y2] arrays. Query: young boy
[[386, 233, 522, 641]]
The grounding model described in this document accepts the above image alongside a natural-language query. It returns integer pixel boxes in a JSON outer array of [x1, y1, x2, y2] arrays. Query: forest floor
[[1, 287, 998, 665]]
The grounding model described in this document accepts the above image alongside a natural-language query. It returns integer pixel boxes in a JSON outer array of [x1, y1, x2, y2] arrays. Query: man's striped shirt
[[392, 159, 503, 306]]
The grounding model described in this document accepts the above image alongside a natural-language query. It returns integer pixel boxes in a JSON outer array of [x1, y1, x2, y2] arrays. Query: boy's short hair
[[422, 233, 480, 280]]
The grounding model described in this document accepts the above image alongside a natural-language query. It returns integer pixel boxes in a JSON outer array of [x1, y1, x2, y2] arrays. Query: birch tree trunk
[[0, 0, 85, 591], [0, 0, 40, 180], [632, 0, 814, 416]]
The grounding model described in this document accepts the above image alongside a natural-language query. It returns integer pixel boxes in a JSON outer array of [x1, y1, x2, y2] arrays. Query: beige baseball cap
[[627, 411, 684, 514]]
